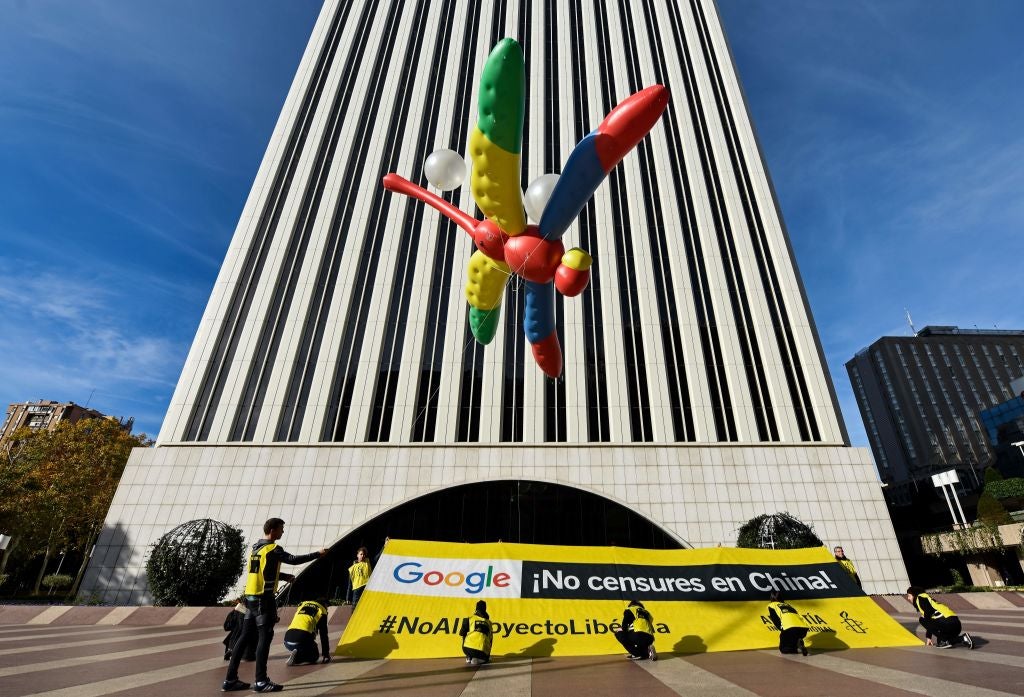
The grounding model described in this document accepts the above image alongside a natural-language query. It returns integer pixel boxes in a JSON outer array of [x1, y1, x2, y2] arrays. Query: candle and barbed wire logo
[[840, 610, 868, 634]]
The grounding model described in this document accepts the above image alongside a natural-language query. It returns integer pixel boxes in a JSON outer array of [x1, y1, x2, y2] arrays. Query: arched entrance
[[286, 479, 686, 601]]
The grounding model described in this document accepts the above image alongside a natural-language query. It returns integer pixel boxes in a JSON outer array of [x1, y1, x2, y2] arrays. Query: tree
[[976, 490, 1013, 526], [146, 519, 245, 606], [736, 512, 823, 549], [0, 419, 151, 595]]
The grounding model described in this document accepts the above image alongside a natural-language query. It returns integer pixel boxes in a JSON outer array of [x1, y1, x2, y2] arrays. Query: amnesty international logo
[[840, 610, 868, 634]]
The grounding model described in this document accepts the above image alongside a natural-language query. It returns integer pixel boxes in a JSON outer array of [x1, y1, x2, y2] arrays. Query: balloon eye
[[524, 174, 560, 223], [424, 149, 467, 191]]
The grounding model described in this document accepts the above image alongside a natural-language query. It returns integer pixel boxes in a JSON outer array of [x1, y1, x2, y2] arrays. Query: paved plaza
[[1, 597, 1022, 696]]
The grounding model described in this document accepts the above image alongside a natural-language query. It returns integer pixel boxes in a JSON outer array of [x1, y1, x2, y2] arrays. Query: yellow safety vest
[[349, 560, 372, 590], [462, 613, 493, 655], [914, 593, 956, 619], [837, 558, 858, 580], [288, 601, 327, 634], [630, 610, 655, 635], [244, 543, 279, 596], [768, 601, 808, 631]]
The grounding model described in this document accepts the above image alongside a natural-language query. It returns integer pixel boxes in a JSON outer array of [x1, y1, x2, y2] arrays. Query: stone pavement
[[0, 596, 1022, 696]]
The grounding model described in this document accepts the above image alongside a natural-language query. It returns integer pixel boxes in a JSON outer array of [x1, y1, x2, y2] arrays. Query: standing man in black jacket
[[222, 518, 328, 693]]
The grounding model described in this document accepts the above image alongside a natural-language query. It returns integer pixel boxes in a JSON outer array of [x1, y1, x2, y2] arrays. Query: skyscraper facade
[[84, 0, 908, 601], [847, 326, 1024, 505]]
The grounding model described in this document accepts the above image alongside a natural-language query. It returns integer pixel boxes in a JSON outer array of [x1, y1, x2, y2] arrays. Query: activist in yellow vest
[[767, 600, 808, 631], [833, 546, 862, 588], [348, 547, 372, 606], [913, 592, 955, 619], [244, 542, 280, 596], [767, 593, 809, 656], [630, 608, 655, 635], [838, 558, 856, 577], [288, 600, 327, 634], [906, 586, 973, 649], [614, 600, 657, 661], [284, 599, 332, 666], [460, 600, 493, 665]]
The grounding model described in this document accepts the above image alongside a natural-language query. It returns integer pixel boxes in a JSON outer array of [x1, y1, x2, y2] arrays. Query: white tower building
[[84, 0, 908, 602]]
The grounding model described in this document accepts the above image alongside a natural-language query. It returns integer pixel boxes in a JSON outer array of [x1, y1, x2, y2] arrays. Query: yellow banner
[[336, 540, 919, 658]]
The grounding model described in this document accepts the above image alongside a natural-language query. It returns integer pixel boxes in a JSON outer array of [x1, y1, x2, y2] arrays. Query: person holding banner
[[615, 600, 657, 661], [906, 586, 974, 649], [833, 546, 861, 588], [347, 546, 373, 607], [767, 591, 809, 656], [284, 598, 332, 666], [459, 600, 494, 666]]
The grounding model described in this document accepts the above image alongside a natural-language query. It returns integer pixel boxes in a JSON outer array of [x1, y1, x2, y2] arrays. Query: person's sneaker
[[936, 640, 954, 649], [962, 633, 974, 650], [465, 657, 472, 664], [252, 680, 284, 692], [469, 658, 482, 666], [221, 679, 250, 692], [286, 648, 299, 666], [628, 654, 644, 660], [648, 645, 658, 661]]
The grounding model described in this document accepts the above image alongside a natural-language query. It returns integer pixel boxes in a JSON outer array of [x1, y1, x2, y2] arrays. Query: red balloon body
[[554, 264, 590, 297], [531, 331, 563, 378], [503, 226, 564, 283], [471, 219, 509, 262]]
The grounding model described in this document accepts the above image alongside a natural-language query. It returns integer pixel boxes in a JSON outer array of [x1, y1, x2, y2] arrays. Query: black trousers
[[615, 629, 654, 658], [283, 629, 320, 664], [920, 615, 962, 644], [778, 627, 809, 654], [226, 596, 277, 684], [463, 646, 490, 662]]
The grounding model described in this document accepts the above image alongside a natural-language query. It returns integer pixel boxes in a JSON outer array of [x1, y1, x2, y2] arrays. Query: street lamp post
[[931, 470, 969, 528]]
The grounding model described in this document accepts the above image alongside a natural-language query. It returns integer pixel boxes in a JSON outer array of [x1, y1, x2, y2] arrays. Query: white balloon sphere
[[524, 173, 560, 222], [424, 149, 466, 191]]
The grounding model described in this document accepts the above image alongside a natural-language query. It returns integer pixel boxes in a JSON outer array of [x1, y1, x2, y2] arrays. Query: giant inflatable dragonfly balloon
[[383, 38, 668, 378]]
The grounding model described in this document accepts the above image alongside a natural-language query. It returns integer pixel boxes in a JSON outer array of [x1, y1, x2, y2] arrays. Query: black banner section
[[519, 561, 863, 601]]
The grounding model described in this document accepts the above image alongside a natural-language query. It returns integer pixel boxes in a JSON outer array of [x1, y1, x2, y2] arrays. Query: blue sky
[[1, 2, 1022, 447]]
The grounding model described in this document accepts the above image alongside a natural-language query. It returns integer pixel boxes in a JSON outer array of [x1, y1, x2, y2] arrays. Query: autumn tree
[[0, 418, 151, 595]]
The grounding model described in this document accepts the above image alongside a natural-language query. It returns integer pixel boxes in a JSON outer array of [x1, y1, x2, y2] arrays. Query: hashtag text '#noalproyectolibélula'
[[374, 615, 672, 637]]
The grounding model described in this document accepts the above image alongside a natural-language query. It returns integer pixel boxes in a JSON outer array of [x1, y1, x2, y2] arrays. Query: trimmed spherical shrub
[[736, 512, 823, 549], [146, 519, 245, 606]]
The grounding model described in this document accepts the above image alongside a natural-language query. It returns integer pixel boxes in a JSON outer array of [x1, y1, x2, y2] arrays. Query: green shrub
[[985, 477, 1024, 501], [42, 574, 73, 590], [0, 573, 8, 588], [736, 512, 823, 549], [983, 466, 1004, 485], [146, 519, 245, 606]]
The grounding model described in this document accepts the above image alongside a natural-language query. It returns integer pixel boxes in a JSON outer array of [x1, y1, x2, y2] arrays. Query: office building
[[847, 326, 1024, 504], [83, 0, 907, 602]]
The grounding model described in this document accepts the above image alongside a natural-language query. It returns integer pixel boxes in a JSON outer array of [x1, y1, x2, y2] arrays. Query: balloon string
[[405, 211, 562, 438]]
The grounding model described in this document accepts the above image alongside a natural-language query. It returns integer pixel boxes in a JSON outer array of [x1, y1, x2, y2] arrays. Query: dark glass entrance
[[286, 479, 685, 601]]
